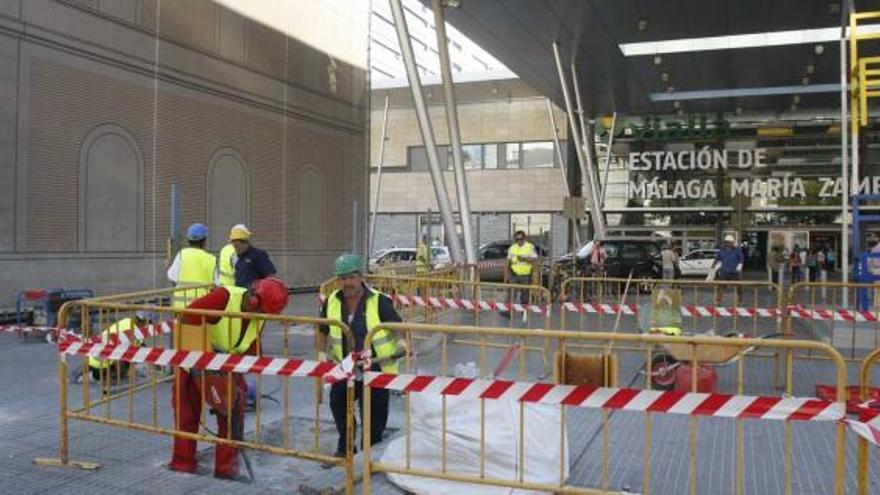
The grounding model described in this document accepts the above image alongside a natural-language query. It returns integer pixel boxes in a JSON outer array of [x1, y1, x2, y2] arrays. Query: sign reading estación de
[[626, 147, 878, 200]]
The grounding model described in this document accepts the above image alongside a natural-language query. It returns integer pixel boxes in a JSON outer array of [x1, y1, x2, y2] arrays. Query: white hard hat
[[724, 234, 735, 243]]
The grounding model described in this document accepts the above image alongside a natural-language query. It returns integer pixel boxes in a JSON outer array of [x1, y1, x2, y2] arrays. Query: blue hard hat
[[186, 223, 208, 241]]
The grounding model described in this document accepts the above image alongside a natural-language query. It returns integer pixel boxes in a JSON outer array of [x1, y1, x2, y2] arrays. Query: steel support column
[[389, 0, 463, 263], [552, 42, 606, 239], [547, 98, 580, 248], [600, 112, 618, 207], [841, 19, 850, 295], [368, 95, 390, 256], [432, 0, 476, 264], [572, 64, 603, 224]]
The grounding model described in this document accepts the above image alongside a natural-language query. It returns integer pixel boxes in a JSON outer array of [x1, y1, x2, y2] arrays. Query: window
[[409, 146, 429, 171], [620, 243, 642, 260], [510, 213, 551, 237], [484, 144, 498, 169], [504, 143, 520, 169], [521, 141, 554, 168], [462, 144, 482, 169]]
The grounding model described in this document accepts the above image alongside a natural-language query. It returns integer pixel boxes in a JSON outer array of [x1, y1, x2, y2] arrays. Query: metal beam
[[389, 0, 463, 263], [546, 98, 580, 248], [552, 42, 606, 239], [432, 0, 476, 264], [840, 14, 850, 296], [650, 83, 840, 102], [368, 94, 390, 256], [600, 112, 617, 207], [571, 64, 603, 223]]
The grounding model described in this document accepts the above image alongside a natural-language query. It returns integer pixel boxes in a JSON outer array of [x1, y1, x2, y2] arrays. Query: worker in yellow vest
[[415, 235, 432, 274], [317, 254, 405, 458], [506, 230, 539, 322], [87, 311, 150, 382], [169, 277, 289, 479], [167, 223, 217, 308], [215, 224, 245, 287]]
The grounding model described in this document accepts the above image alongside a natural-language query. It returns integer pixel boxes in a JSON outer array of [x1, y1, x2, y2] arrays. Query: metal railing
[[361, 322, 848, 495], [858, 347, 880, 495], [34, 285, 358, 493]]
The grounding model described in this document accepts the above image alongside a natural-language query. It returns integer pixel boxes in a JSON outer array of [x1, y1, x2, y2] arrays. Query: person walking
[[317, 254, 404, 459], [713, 235, 743, 304], [661, 242, 679, 280], [826, 247, 836, 273], [769, 246, 784, 286], [790, 245, 802, 284], [167, 223, 217, 308], [169, 277, 289, 479], [227, 224, 276, 288], [807, 249, 818, 282]]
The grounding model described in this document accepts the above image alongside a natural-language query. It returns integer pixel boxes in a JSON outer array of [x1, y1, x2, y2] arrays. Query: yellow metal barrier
[[858, 348, 880, 495], [34, 286, 358, 493], [361, 322, 848, 495], [560, 277, 783, 338], [785, 282, 880, 361]]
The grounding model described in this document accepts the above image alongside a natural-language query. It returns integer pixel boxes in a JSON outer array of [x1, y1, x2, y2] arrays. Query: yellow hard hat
[[229, 224, 251, 241]]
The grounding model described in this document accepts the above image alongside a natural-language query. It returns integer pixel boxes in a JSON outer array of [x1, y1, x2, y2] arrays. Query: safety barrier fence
[[33, 286, 361, 494], [856, 348, 880, 494], [361, 322, 852, 495], [785, 282, 880, 361]]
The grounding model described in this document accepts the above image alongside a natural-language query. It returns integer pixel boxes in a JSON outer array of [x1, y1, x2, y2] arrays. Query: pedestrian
[[167, 223, 217, 308], [769, 245, 784, 286], [317, 254, 405, 459], [227, 224, 276, 288], [807, 249, 818, 282], [661, 242, 678, 280], [590, 240, 607, 277], [713, 235, 743, 304], [790, 245, 802, 284], [169, 277, 289, 479], [415, 234, 432, 274], [826, 247, 836, 273], [507, 230, 538, 321], [215, 224, 245, 286]]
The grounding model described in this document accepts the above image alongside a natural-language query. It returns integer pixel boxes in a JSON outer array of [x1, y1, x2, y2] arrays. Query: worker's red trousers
[[169, 369, 247, 478]]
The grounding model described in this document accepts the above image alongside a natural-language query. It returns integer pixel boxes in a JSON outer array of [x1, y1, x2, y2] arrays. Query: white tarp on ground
[[381, 393, 569, 495]]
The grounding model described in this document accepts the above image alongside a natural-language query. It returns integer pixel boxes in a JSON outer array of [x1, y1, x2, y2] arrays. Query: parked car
[[368, 246, 452, 273], [476, 240, 548, 282], [678, 249, 719, 277], [554, 239, 663, 292]]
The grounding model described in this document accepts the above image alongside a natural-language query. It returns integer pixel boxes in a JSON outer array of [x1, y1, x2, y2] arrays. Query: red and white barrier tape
[[562, 302, 782, 319], [788, 306, 879, 323], [0, 324, 58, 334], [58, 338, 348, 381], [365, 371, 844, 423], [389, 294, 548, 314], [843, 400, 880, 447]]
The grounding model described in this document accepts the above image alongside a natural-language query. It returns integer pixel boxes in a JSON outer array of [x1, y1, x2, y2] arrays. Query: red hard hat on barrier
[[250, 277, 289, 314]]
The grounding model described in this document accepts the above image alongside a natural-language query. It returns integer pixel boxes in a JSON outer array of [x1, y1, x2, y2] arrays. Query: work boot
[[169, 439, 198, 474], [321, 450, 347, 469], [214, 445, 240, 479]]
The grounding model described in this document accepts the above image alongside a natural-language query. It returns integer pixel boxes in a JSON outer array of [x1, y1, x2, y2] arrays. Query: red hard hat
[[250, 277, 289, 314]]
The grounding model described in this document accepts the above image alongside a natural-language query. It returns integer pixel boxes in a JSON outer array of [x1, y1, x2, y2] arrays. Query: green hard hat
[[334, 253, 363, 277]]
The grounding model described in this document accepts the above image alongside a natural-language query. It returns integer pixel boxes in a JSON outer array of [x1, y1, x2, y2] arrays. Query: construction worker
[[169, 277, 289, 479], [87, 311, 150, 383], [507, 230, 538, 321], [167, 223, 217, 308], [415, 234, 432, 274], [317, 254, 404, 458], [226, 224, 276, 288], [215, 225, 242, 287]]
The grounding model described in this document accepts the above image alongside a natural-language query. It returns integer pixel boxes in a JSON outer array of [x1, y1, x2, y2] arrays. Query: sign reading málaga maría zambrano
[[627, 147, 878, 200]]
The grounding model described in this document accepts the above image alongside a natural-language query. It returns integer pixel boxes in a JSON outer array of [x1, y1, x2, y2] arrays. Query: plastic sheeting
[[381, 392, 569, 494]]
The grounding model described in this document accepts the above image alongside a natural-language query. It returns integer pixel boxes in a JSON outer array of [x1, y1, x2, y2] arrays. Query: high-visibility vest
[[208, 286, 263, 354], [508, 241, 536, 276], [172, 247, 217, 308], [88, 318, 140, 369], [416, 243, 431, 273], [326, 289, 400, 374], [217, 243, 237, 287]]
